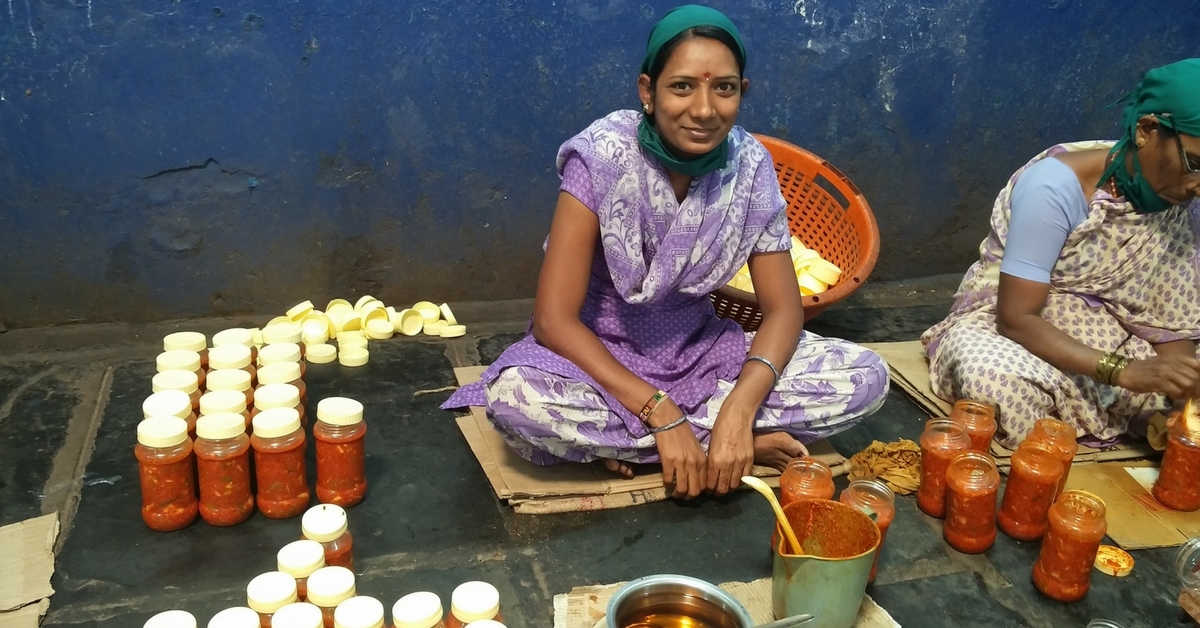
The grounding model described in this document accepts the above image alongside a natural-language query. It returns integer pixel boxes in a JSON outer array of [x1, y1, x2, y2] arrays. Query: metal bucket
[[772, 499, 879, 628], [606, 574, 755, 628]]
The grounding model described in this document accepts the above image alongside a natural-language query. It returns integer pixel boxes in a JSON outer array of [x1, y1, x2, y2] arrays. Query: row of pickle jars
[[140, 504, 507, 628]]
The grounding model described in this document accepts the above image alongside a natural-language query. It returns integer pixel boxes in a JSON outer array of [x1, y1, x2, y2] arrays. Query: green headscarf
[[637, 5, 747, 178], [1098, 58, 1200, 213]]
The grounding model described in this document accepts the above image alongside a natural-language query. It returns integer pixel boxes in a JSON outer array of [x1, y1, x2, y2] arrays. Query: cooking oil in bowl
[[620, 601, 742, 628]]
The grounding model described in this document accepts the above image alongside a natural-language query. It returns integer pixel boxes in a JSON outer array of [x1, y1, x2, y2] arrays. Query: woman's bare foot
[[753, 432, 808, 471], [601, 458, 635, 479]]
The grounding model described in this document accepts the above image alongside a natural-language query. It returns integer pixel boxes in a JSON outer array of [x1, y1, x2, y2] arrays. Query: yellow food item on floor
[[727, 235, 842, 295], [848, 439, 921, 495]]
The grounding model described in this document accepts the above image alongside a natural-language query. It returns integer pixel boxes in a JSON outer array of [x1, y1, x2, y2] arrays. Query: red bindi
[[702, 72, 711, 81]]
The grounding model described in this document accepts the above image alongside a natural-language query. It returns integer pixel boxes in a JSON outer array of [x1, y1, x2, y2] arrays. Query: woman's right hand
[[650, 400, 708, 499], [1116, 354, 1200, 399]]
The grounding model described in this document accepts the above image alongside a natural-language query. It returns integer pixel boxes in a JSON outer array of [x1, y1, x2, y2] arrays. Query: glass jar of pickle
[[839, 478, 894, 582], [916, 419, 971, 518], [303, 504, 355, 570], [314, 397, 368, 507], [252, 408, 311, 519], [1152, 416, 1200, 511], [943, 451, 1000, 554], [779, 457, 835, 509], [998, 441, 1063, 541], [247, 571, 299, 627], [1032, 490, 1107, 602], [1175, 536, 1200, 591], [278, 540, 326, 601], [444, 582, 502, 628], [1026, 418, 1078, 498], [135, 416, 198, 532], [305, 566, 356, 628], [194, 413, 255, 526], [948, 400, 997, 452]]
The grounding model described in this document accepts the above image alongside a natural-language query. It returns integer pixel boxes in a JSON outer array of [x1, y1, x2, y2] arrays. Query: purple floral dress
[[444, 110, 889, 465]]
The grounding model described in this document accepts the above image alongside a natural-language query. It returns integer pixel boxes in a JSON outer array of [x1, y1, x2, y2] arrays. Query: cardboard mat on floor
[[552, 576, 899, 628], [0, 513, 58, 628], [862, 341, 1159, 472], [1064, 461, 1200, 549], [453, 367, 848, 514]]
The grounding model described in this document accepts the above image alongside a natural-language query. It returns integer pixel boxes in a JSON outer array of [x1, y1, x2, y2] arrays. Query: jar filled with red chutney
[[302, 503, 355, 570], [1032, 490, 1107, 602], [194, 412, 255, 526], [252, 407, 311, 519], [916, 419, 971, 518], [1026, 418, 1078, 498], [779, 457, 835, 509], [998, 441, 1064, 541], [839, 478, 895, 582], [314, 397, 367, 507], [135, 416, 198, 532], [1153, 415, 1200, 511], [943, 451, 1000, 554], [948, 399, 997, 453]]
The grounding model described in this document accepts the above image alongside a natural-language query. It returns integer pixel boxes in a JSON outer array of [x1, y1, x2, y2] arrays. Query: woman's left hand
[[706, 407, 755, 496]]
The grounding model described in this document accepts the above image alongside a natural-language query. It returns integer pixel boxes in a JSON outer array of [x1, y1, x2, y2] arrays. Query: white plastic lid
[[363, 318, 394, 340], [271, 603, 324, 628], [354, 295, 379, 312], [246, 571, 299, 614], [422, 320, 447, 336], [337, 336, 369, 351], [304, 566, 356, 608], [302, 314, 332, 344], [209, 344, 253, 370], [392, 592, 444, 628], [196, 413, 246, 440], [164, 331, 206, 353], [200, 390, 247, 416], [412, 301, 440, 323], [264, 322, 303, 344], [439, 324, 467, 338], [464, 621, 507, 628], [206, 369, 252, 392], [143, 390, 192, 420], [326, 298, 353, 314], [137, 416, 190, 448], [277, 539, 326, 578], [152, 370, 199, 395], [157, 349, 202, 373], [302, 503, 348, 542], [338, 348, 369, 367], [316, 397, 364, 426], [213, 328, 255, 348], [260, 342, 302, 366], [205, 607, 259, 628], [305, 344, 338, 364], [450, 581, 500, 623], [258, 362, 302, 386], [253, 407, 302, 438], [333, 596, 384, 628], [394, 309, 424, 336], [254, 384, 301, 411], [287, 300, 315, 321], [144, 610, 198, 628], [439, 303, 458, 326]]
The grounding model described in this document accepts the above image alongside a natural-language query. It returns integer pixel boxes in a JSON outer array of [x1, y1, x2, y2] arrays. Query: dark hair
[[646, 25, 746, 88]]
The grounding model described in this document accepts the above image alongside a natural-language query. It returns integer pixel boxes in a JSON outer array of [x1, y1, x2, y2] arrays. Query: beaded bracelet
[[744, 355, 781, 385], [638, 389, 669, 423]]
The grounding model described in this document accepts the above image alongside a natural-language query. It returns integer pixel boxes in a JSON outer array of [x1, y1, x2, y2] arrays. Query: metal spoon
[[741, 475, 803, 555]]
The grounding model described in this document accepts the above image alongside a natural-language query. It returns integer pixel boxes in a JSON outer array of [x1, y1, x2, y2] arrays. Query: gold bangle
[[1095, 352, 1126, 386], [1108, 356, 1131, 387]]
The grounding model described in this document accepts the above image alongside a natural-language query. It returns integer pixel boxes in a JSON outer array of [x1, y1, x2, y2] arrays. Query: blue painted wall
[[1, 0, 1198, 327]]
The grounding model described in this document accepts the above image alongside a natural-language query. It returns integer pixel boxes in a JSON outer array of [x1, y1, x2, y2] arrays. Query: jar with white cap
[[273, 602, 325, 628], [195, 413, 254, 526], [278, 540, 325, 600], [264, 322, 306, 358], [144, 610, 198, 628], [206, 606, 259, 628], [143, 390, 198, 438], [305, 566, 356, 628], [258, 362, 308, 406], [209, 344, 257, 387], [154, 370, 202, 413], [252, 408, 310, 519], [164, 331, 208, 370], [261, 342, 307, 378], [247, 571, 299, 627], [392, 592, 445, 628], [314, 397, 367, 507], [214, 327, 258, 361], [158, 349, 206, 391], [334, 596, 384, 628], [136, 416, 198, 532], [444, 582, 501, 628], [302, 503, 354, 569], [463, 621, 506, 628], [201, 389, 252, 433], [207, 369, 255, 413], [255, 383, 306, 426]]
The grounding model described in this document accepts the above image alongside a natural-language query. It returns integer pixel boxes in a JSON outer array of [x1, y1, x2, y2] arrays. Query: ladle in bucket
[[742, 476, 803, 555]]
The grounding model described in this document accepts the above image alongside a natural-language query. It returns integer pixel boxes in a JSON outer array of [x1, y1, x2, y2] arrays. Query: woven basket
[[711, 134, 880, 332]]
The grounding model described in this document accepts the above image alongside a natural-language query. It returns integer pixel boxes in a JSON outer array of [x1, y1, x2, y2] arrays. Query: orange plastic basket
[[711, 134, 880, 331]]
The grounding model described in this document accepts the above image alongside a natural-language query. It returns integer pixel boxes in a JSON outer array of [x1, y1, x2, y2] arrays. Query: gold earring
[[643, 103, 650, 113], [1136, 137, 1147, 148]]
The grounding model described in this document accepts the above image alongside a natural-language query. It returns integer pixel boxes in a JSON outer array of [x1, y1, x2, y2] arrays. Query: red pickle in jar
[[445, 581, 502, 628], [392, 592, 446, 628], [839, 478, 895, 582], [948, 399, 997, 452], [314, 397, 367, 507], [1033, 490, 1107, 602], [278, 540, 325, 601], [917, 419, 971, 518], [153, 370, 201, 413], [255, 383, 306, 426], [943, 451, 1001, 554], [135, 416, 198, 532], [779, 457, 835, 509], [163, 331, 208, 371], [143, 389, 198, 438], [333, 596, 385, 628], [194, 413, 255, 526], [303, 504, 355, 570], [305, 566, 356, 628], [1027, 418, 1078, 497], [1153, 416, 1200, 511], [157, 349, 206, 391], [252, 408, 311, 519], [247, 571, 299, 627], [998, 442, 1064, 541]]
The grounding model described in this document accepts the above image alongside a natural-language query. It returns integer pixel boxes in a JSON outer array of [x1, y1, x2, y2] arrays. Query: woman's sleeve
[[751, 156, 792, 253], [559, 153, 598, 214], [1000, 159, 1090, 284]]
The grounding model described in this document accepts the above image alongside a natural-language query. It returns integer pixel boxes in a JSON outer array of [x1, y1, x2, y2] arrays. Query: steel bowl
[[605, 574, 755, 628]]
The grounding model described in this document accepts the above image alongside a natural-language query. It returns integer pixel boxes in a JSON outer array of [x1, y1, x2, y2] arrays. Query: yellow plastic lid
[[246, 571, 299, 614], [394, 309, 424, 336], [464, 621, 507, 628], [450, 581, 500, 623], [143, 610, 197, 628], [250, 328, 264, 347], [412, 301, 441, 323], [338, 348, 369, 367], [325, 298, 353, 314], [200, 390, 247, 416], [209, 344, 252, 370], [156, 350, 201, 373], [392, 592, 444, 628], [385, 306, 398, 322], [263, 322, 303, 345], [254, 384, 301, 411], [359, 301, 386, 319], [137, 416, 190, 448], [327, 304, 356, 334], [213, 328, 255, 348], [276, 539, 326, 578], [163, 331, 206, 353], [439, 324, 467, 338], [259, 343, 302, 366], [337, 329, 367, 342], [317, 397, 364, 426], [142, 390, 192, 420], [333, 596, 384, 628], [270, 603, 324, 628], [305, 344, 338, 364], [304, 566, 356, 608], [301, 313, 332, 345], [152, 370, 199, 395], [287, 300, 315, 321], [339, 316, 362, 333], [439, 303, 458, 326], [258, 362, 302, 386], [206, 369, 252, 392], [302, 504, 349, 542], [196, 413, 246, 440], [267, 316, 293, 328], [253, 407, 301, 438], [363, 318, 394, 340], [205, 606, 259, 628], [422, 320, 447, 336], [354, 295, 380, 312]]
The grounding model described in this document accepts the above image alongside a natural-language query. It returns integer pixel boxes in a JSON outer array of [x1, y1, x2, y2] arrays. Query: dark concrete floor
[[0, 277, 1190, 628]]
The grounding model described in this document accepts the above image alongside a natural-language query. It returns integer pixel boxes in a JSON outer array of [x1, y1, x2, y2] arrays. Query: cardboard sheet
[[453, 367, 848, 513], [1063, 461, 1200, 549], [552, 576, 899, 628], [0, 513, 59, 626]]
